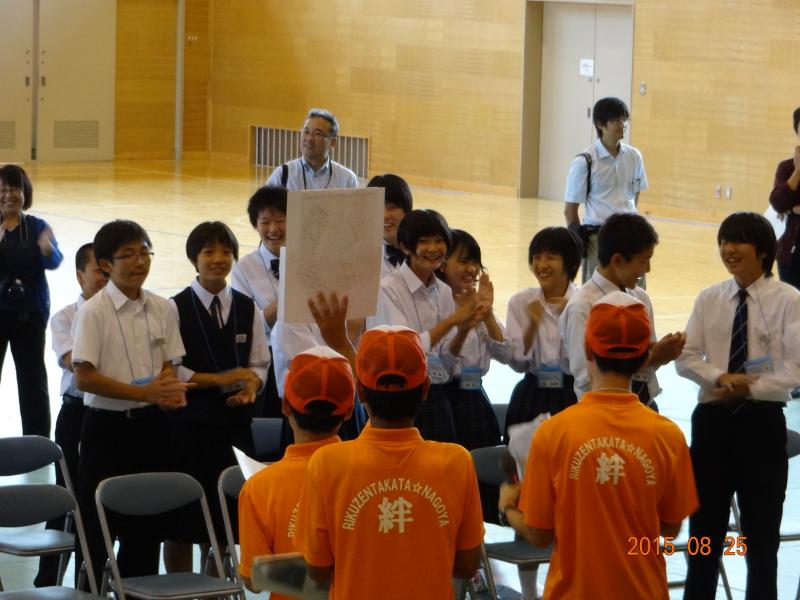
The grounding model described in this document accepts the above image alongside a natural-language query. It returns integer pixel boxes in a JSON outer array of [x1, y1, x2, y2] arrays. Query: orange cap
[[356, 326, 428, 391], [585, 291, 651, 359], [284, 346, 355, 416]]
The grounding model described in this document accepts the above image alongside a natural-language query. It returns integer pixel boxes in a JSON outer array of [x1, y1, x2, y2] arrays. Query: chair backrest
[[0, 436, 63, 476], [251, 418, 284, 459], [217, 465, 245, 582], [96, 472, 203, 516], [219, 465, 245, 500], [470, 445, 508, 487], [787, 429, 800, 459], [0, 484, 74, 527]]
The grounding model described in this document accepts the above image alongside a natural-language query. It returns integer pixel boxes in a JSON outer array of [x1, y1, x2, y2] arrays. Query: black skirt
[[448, 380, 501, 451], [504, 372, 577, 442], [415, 382, 456, 442]]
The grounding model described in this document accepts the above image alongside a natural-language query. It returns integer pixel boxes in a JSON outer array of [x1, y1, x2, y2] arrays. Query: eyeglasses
[[112, 250, 154, 262], [300, 128, 334, 139]]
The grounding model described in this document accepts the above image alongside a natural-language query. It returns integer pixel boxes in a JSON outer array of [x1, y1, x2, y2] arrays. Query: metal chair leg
[[480, 544, 500, 600], [718, 558, 734, 600]]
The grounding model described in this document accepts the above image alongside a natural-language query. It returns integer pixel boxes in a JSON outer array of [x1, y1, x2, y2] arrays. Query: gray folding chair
[[95, 472, 244, 600], [0, 484, 99, 598], [0, 436, 87, 590], [250, 417, 284, 461], [466, 445, 552, 600], [216, 465, 246, 598]]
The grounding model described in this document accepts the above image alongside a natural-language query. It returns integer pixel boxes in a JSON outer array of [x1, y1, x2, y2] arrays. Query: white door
[[0, 1, 34, 162], [37, 0, 116, 161], [537, 2, 634, 201]]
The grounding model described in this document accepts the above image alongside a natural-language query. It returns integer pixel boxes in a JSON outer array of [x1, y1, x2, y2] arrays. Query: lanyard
[[189, 288, 241, 372], [109, 291, 156, 382], [301, 158, 334, 190], [410, 283, 441, 335], [533, 301, 562, 369]]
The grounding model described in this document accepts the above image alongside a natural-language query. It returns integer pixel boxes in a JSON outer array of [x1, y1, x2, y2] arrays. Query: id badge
[[536, 364, 563, 389], [460, 367, 483, 390], [218, 368, 246, 394], [744, 356, 773, 376], [631, 371, 649, 383], [427, 355, 450, 384], [131, 376, 154, 386]]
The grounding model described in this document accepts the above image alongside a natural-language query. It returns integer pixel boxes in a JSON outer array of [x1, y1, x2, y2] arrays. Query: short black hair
[[367, 174, 413, 214], [93, 220, 152, 265], [435, 229, 484, 284], [594, 352, 649, 377], [593, 97, 630, 138], [529, 227, 583, 281], [717, 212, 776, 278], [396, 209, 452, 258], [793, 107, 800, 133], [247, 186, 287, 228], [361, 376, 426, 421], [75, 243, 95, 272], [597, 213, 658, 267], [290, 401, 345, 434], [306, 108, 339, 138], [0, 164, 33, 210], [185, 221, 239, 266]]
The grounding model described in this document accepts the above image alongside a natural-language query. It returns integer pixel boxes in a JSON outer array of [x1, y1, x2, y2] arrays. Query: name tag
[[236, 333, 248, 344], [744, 356, 773, 376], [218, 369, 246, 394], [537, 364, 564, 389], [459, 368, 482, 390], [427, 355, 450, 385], [631, 372, 649, 383]]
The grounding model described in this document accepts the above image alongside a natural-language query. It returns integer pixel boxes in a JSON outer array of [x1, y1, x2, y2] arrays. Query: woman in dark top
[[0, 164, 63, 436], [769, 106, 800, 289]]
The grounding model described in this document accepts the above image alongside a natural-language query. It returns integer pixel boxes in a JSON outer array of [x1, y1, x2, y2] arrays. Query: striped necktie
[[210, 295, 224, 329], [727, 289, 748, 374]]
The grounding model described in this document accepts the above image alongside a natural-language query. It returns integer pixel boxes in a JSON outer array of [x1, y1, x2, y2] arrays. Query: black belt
[[89, 404, 163, 420], [715, 398, 786, 414], [62, 393, 84, 407]]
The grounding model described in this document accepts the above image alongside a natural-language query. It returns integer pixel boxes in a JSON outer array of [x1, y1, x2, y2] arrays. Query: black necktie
[[270, 258, 280, 280], [386, 245, 405, 267], [210, 295, 224, 329], [727, 289, 748, 374]]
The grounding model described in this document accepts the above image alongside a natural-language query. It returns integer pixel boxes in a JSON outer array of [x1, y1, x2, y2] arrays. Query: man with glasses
[[267, 108, 359, 190], [564, 97, 649, 284]]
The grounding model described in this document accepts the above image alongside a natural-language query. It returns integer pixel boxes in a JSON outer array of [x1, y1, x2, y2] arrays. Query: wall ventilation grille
[[0, 122, 15, 149], [54, 120, 99, 148]]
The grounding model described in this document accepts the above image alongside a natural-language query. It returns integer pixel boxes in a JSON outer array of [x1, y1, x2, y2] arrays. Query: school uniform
[[368, 263, 458, 442], [381, 241, 405, 279], [231, 244, 282, 419], [676, 275, 800, 599], [168, 280, 269, 543], [559, 270, 660, 409], [71, 279, 185, 589], [441, 318, 509, 450], [35, 295, 87, 586], [503, 285, 578, 439]]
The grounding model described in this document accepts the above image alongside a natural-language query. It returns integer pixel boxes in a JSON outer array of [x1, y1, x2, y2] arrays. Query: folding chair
[[0, 484, 99, 598], [95, 472, 244, 599], [251, 417, 285, 462], [216, 465, 246, 598], [465, 445, 552, 600], [0, 435, 89, 590]]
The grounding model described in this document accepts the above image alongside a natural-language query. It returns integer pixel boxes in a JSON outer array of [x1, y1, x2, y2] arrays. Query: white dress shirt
[[271, 320, 325, 397], [564, 139, 648, 226], [367, 262, 456, 354], [71, 280, 185, 410], [441, 317, 511, 377], [168, 279, 270, 386], [51, 295, 85, 397], [266, 157, 358, 191], [505, 284, 575, 374], [231, 244, 280, 344], [675, 275, 800, 403], [559, 270, 659, 399]]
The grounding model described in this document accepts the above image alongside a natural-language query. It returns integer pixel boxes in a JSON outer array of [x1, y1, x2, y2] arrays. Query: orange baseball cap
[[284, 346, 355, 416], [585, 291, 651, 359], [356, 325, 428, 391]]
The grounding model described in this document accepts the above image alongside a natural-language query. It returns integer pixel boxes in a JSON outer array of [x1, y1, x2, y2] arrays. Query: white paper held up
[[233, 446, 267, 479]]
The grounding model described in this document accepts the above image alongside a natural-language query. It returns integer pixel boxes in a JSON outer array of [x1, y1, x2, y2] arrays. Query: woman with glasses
[[0, 164, 63, 436]]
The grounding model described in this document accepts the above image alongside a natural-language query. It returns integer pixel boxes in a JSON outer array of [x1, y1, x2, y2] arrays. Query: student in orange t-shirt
[[294, 325, 484, 599], [499, 291, 699, 599], [237, 345, 355, 595]]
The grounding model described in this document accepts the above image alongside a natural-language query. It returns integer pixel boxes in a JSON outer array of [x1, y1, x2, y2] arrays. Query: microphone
[[499, 448, 519, 484]]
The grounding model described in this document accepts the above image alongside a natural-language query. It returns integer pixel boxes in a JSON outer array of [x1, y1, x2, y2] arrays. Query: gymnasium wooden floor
[[1, 159, 799, 598]]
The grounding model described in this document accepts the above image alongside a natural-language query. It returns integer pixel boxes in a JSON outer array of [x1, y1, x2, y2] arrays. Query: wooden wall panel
[[632, 0, 800, 219], [115, 0, 177, 159], [183, 0, 210, 153], [209, 0, 525, 192]]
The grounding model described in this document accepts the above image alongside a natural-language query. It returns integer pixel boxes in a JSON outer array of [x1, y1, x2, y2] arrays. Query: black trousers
[[683, 402, 787, 600], [778, 262, 800, 292], [0, 311, 51, 436], [75, 407, 169, 590], [35, 396, 86, 587]]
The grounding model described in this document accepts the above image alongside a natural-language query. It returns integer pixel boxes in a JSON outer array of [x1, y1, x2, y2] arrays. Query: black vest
[[172, 286, 255, 426]]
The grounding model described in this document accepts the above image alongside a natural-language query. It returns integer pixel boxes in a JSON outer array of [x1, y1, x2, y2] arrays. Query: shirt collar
[[105, 279, 146, 311], [190, 278, 232, 312], [258, 243, 279, 263], [399, 261, 433, 294], [727, 275, 766, 300], [357, 422, 423, 443], [535, 283, 576, 315], [581, 390, 641, 405], [301, 157, 331, 176], [594, 138, 625, 159], [76, 294, 87, 309], [590, 269, 625, 294], [282, 435, 340, 460]]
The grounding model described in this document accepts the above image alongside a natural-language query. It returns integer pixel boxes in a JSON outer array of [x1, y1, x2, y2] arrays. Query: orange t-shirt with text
[[238, 436, 340, 600], [295, 424, 484, 600], [519, 392, 699, 600]]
